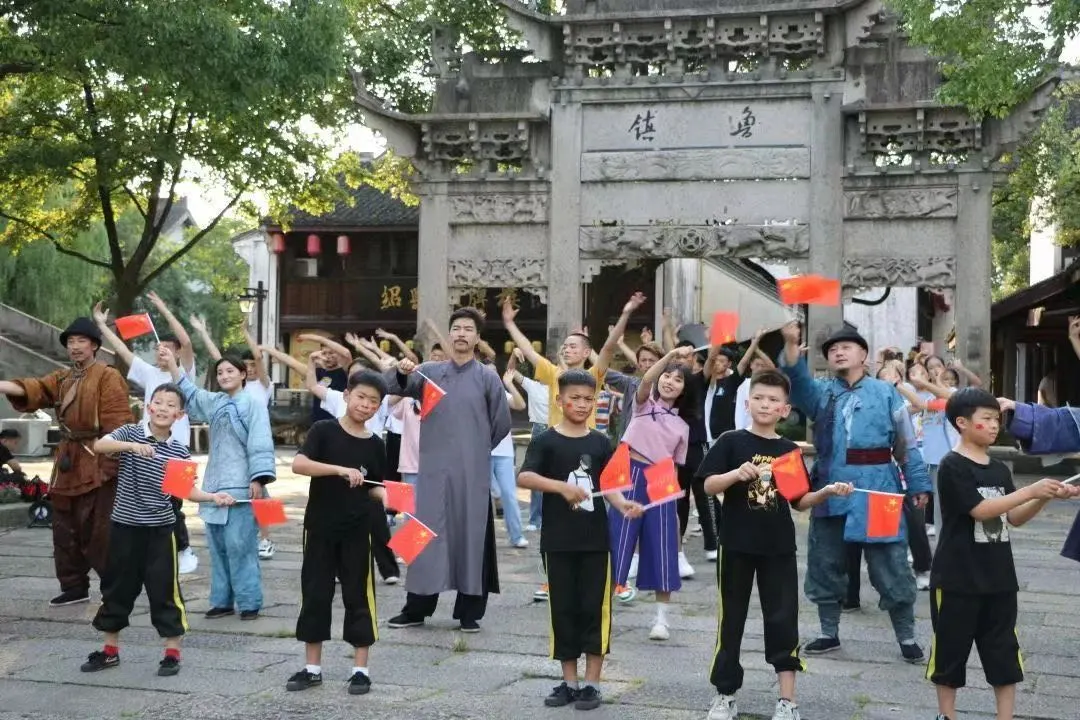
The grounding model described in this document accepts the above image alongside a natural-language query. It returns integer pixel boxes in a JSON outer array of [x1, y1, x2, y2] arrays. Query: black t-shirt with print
[[519, 428, 613, 553], [930, 451, 1018, 594], [696, 429, 799, 555], [298, 420, 386, 535]]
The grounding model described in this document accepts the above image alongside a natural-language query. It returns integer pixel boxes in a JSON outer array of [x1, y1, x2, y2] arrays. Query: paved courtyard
[[1, 453, 1079, 720]]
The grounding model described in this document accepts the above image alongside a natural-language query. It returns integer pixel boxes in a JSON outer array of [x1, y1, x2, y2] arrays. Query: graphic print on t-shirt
[[974, 486, 1010, 543], [746, 453, 779, 510]]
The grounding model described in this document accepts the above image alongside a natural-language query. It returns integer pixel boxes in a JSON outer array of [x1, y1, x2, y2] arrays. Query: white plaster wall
[[844, 286, 919, 357], [659, 259, 792, 333], [1029, 195, 1061, 284]]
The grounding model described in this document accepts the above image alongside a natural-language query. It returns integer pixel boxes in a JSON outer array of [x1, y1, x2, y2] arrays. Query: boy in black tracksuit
[[84, 383, 234, 677], [696, 370, 852, 720], [927, 388, 1079, 720], [287, 370, 389, 696], [517, 369, 643, 711]]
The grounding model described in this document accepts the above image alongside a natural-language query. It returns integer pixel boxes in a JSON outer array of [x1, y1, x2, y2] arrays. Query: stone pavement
[[1, 454, 1079, 720]]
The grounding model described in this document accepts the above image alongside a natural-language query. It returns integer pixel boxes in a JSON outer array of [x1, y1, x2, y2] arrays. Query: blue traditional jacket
[[178, 376, 276, 524], [779, 355, 931, 543]]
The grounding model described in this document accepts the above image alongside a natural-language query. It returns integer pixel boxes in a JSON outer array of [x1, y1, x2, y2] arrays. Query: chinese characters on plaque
[[628, 110, 657, 142], [729, 106, 756, 139]]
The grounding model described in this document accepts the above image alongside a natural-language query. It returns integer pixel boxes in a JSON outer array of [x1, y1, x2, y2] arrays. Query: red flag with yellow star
[[865, 491, 904, 539], [644, 457, 680, 505], [161, 459, 198, 499], [388, 515, 437, 565], [420, 379, 446, 420], [771, 449, 810, 502], [599, 443, 632, 494]]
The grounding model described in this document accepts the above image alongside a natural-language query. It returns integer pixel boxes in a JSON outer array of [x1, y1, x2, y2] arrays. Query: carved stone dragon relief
[[448, 258, 548, 287], [449, 194, 549, 224], [579, 224, 810, 259], [844, 188, 958, 219], [841, 256, 956, 288]]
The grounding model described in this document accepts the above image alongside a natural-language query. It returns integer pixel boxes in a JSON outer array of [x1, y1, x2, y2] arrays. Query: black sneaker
[[50, 589, 90, 607], [286, 669, 323, 691], [347, 670, 372, 695], [80, 651, 118, 672], [205, 607, 234, 619], [157, 656, 180, 676], [240, 609, 259, 621], [575, 685, 602, 711], [804, 637, 841, 655], [459, 619, 480, 633], [544, 682, 578, 707], [900, 642, 925, 663], [841, 599, 861, 613], [387, 613, 424, 628]]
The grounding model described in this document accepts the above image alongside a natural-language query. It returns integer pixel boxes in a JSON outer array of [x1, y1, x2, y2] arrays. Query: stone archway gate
[[353, 0, 1058, 376]]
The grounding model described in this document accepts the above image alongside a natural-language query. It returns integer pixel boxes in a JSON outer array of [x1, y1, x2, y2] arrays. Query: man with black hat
[[777, 321, 931, 663], [0, 316, 132, 606]]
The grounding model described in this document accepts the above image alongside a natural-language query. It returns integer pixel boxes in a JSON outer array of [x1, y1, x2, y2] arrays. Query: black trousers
[[927, 589, 1023, 688], [93, 522, 187, 638], [402, 591, 488, 624], [711, 549, 803, 694], [296, 528, 378, 648], [171, 497, 190, 552], [678, 443, 717, 551], [371, 511, 400, 580], [847, 497, 931, 602], [545, 551, 612, 661], [383, 431, 402, 482]]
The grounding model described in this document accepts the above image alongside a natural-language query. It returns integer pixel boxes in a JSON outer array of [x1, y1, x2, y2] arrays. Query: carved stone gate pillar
[[952, 173, 994, 379], [807, 88, 845, 370], [547, 101, 584, 357], [417, 188, 451, 333]]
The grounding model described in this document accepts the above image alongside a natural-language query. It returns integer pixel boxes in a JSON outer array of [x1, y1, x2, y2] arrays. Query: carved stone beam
[[350, 69, 421, 158], [579, 224, 810, 260], [841, 256, 956, 288], [448, 258, 549, 288]]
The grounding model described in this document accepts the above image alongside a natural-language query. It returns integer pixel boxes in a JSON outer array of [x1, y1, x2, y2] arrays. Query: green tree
[[0, 0, 402, 317]]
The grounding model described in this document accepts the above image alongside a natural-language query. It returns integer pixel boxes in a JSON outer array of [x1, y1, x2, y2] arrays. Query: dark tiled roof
[[282, 184, 418, 229]]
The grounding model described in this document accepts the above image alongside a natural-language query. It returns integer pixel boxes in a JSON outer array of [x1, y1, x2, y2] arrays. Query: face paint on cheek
[[974, 423, 985, 430]]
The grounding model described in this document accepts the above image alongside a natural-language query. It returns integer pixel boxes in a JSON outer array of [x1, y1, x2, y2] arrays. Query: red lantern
[[270, 232, 285, 254], [306, 233, 321, 256], [336, 234, 350, 256]]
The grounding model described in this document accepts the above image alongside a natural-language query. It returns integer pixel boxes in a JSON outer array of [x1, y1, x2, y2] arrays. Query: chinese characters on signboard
[[729, 106, 756, 138], [628, 110, 657, 142]]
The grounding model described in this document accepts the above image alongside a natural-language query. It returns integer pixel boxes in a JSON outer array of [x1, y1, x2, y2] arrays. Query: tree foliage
[[0, 0, 404, 316]]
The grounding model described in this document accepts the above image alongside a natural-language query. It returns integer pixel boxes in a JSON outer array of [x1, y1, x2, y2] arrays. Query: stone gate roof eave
[[496, 0, 869, 23]]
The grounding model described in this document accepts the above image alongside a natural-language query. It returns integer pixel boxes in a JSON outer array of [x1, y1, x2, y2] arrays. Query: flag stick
[[590, 485, 633, 498], [641, 490, 685, 510], [1062, 472, 1080, 485], [851, 488, 905, 498], [149, 316, 160, 344]]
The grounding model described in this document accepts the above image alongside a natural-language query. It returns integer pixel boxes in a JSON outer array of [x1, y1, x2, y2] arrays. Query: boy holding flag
[[517, 369, 643, 711], [83, 383, 234, 676], [697, 369, 852, 720]]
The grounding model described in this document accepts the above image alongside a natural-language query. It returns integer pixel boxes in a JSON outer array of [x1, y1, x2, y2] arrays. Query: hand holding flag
[[162, 459, 198, 499], [855, 489, 904, 539]]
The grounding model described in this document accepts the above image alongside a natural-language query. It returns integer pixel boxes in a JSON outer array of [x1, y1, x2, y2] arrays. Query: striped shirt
[[105, 423, 192, 526]]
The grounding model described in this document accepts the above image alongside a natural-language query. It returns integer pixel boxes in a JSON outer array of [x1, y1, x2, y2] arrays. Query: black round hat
[[820, 327, 868, 358], [59, 317, 102, 348]]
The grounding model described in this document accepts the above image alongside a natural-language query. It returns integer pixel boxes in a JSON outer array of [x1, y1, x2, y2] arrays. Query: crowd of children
[[11, 291, 1080, 720]]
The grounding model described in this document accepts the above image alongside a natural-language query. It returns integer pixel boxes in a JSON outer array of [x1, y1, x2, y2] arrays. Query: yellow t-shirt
[[534, 357, 604, 428]]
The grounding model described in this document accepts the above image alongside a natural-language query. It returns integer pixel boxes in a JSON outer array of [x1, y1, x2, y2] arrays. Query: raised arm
[[736, 328, 765, 376], [890, 389, 931, 499], [189, 315, 222, 362], [661, 308, 677, 352], [1070, 316, 1080, 360], [91, 302, 135, 367], [503, 353, 527, 411], [146, 291, 194, 371], [345, 333, 393, 371], [422, 318, 450, 357], [161, 348, 220, 422], [297, 333, 352, 367], [239, 327, 271, 389], [636, 346, 691, 405], [502, 297, 543, 366], [597, 292, 646, 378], [910, 376, 952, 401], [776, 322, 824, 418], [304, 351, 329, 400], [375, 328, 419, 364], [949, 358, 982, 388], [259, 345, 308, 376]]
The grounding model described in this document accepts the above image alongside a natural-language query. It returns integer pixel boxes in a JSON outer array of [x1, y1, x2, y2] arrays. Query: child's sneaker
[[934, 716, 953, 720], [80, 651, 118, 672], [574, 685, 602, 710], [615, 584, 637, 603], [533, 584, 549, 602], [347, 670, 371, 695], [286, 669, 323, 691], [678, 551, 696, 578], [915, 571, 930, 591], [258, 538, 275, 560], [648, 621, 670, 641], [543, 681, 577, 707], [772, 698, 800, 720], [157, 655, 180, 677], [804, 636, 841, 655], [900, 641, 925, 663], [707, 693, 738, 719]]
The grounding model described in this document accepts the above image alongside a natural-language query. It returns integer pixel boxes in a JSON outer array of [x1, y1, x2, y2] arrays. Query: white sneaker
[[772, 698, 800, 720], [648, 621, 670, 641], [678, 551, 696, 578], [916, 571, 931, 591], [705, 549, 718, 562], [524, 524, 539, 532], [925, 524, 936, 538], [615, 585, 637, 603], [513, 537, 529, 548], [258, 538, 275, 560], [384, 576, 400, 585], [177, 547, 198, 575], [707, 693, 738, 719], [628, 553, 639, 579]]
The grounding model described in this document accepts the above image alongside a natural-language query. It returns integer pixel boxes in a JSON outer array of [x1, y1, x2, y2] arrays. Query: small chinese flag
[[771, 449, 810, 502], [161, 459, 197, 499], [865, 491, 904, 539], [251, 498, 288, 527], [644, 457, 681, 504], [388, 515, 437, 565], [927, 397, 947, 412], [114, 313, 156, 340], [420, 379, 446, 420], [709, 312, 739, 347], [383, 481, 416, 515], [776, 275, 841, 307], [599, 443, 633, 493]]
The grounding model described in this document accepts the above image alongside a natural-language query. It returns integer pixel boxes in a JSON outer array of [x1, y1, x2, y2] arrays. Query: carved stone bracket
[[448, 258, 548, 287], [844, 187, 958, 219], [422, 120, 532, 164], [841, 256, 956, 288], [857, 108, 981, 157], [449, 194, 549, 224], [579, 224, 809, 259]]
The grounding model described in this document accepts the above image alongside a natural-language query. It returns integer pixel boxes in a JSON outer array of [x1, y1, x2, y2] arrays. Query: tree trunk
[[108, 272, 142, 376]]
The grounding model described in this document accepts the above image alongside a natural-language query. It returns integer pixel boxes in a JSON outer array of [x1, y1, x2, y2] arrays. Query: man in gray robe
[[386, 307, 512, 632]]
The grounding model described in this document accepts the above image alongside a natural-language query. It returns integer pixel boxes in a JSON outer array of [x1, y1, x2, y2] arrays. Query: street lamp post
[[237, 281, 268, 346]]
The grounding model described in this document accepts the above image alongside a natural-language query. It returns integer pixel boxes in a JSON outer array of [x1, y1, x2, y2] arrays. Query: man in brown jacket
[[0, 317, 132, 606]]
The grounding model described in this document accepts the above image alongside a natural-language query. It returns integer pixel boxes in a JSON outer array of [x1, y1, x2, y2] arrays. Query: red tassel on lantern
[[336, 234, 350, 256], [306, 234, 321, 256], [270, 232, 285, 254]]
